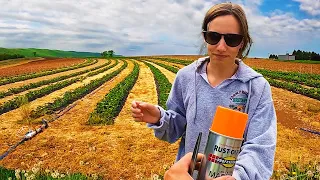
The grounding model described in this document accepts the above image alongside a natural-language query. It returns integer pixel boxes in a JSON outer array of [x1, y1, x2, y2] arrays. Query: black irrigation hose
[[0, 120, 48, 160], [300, 128, 320, 136], [0, 140, 25, 160]]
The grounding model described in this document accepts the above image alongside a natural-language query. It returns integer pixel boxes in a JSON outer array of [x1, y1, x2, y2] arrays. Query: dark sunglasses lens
[[204, 32, 221, 45], [224, 34, 243, 47]]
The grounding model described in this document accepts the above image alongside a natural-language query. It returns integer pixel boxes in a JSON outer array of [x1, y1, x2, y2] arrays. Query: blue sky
[[0, 0, 319, 57]]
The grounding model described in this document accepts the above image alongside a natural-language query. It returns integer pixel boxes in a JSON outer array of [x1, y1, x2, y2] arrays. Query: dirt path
[[271, 86, 320, 167], [0, 60, 134, 174], [98, 61, 179, 179], [0, 59, 107, 92], [0, 60, 115, 105], [272, 86, 320, 131]]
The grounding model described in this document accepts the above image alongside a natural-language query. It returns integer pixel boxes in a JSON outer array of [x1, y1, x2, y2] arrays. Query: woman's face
[[206, 15, 243, 65]]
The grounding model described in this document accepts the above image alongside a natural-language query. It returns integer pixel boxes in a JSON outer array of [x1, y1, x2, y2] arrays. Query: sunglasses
[[203, 31, 243, 47]]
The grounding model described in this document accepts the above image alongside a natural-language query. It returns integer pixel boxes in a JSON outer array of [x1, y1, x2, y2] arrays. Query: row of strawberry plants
[[152, 57, 192, 66], [256, 68, 320, 81], [0, 77, 81, 115], [143, 59, 179, 73], [30, 60, 128, 118], [86, 59, 117, 77], [143, 61, 172, 109], [88, 61, 139, 125], [256, 69, 320, 88], [266, 77, 320, 100], [0, 58, 98, 86], [0, 60, 112, 99]]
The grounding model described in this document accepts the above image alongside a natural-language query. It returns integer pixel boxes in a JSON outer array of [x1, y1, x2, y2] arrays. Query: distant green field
[[0, 47, 102, 58]]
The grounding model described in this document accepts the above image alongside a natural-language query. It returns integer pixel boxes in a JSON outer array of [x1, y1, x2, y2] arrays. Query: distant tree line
[[292, 50, 320, 61], [269, 50, 320, 61], [269, 54, 278, 59], [101, 50, 114, 58], [0, 53, 25, 61]]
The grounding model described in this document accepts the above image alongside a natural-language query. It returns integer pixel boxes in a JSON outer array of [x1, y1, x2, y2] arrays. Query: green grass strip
[[0, 60, 112, 99], [0, 59, 98, 86], [143, 61, 172, 109], [30, 60, 126, 118], [88, 60, 139, 125]]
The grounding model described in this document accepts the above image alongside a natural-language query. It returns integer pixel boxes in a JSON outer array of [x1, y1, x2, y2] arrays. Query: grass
[[0, 166, 102, 180], [272, 161, 320, 180], [0, 47, 101, 58]]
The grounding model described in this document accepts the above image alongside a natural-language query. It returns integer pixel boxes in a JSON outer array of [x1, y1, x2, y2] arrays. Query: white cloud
[[293, 0, 320, 16], [0, 0, 319, 57]]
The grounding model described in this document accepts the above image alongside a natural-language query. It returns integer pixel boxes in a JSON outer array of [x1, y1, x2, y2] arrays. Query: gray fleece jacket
[[148, 56, 277, 180]]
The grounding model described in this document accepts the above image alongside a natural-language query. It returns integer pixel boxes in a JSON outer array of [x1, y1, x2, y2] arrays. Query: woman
[[131, 2, 277, 180]]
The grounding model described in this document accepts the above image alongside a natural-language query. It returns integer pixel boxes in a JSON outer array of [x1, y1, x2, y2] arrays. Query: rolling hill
[[0, 47, 102, 58]]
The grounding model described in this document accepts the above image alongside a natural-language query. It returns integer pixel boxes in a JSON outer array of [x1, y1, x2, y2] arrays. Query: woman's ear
[[240, 41, 244, 49]]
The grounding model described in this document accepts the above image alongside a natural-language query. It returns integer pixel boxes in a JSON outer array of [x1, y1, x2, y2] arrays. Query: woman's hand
[[164, 152, 235, 180], [131, 100, 161, 124], [164, 152, 195, 180]]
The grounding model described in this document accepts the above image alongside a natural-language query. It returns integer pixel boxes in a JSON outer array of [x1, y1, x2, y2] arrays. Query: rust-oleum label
[[207, 154, 236, 168], [197, 132, 243, 179], [213, 145, 240, 155]]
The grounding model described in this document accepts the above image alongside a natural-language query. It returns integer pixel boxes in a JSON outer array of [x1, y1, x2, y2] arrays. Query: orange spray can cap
[[210, 106, 248, 139]]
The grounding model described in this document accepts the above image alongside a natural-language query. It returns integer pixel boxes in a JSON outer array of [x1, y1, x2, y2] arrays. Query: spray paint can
[[197, 106, 248, 179]]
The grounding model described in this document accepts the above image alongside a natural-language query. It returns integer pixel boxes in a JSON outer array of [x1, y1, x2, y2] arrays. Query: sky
[[0, 0, 319, 57]]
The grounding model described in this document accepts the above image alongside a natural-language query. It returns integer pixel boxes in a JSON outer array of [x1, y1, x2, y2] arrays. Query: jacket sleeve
[[233, 82, 277, 180], [147, 72, 187, 144]]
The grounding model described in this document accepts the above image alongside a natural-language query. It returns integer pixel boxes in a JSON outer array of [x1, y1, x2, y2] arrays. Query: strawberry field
[[0, 57, 319, 179]]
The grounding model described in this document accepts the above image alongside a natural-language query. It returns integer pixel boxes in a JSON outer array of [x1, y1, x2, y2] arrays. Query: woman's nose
[[216, 37, 227, 52]]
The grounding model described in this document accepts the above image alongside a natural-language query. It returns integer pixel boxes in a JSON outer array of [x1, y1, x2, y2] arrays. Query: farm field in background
[[0, 58, 84, 77], [0, 56, 319, 179]]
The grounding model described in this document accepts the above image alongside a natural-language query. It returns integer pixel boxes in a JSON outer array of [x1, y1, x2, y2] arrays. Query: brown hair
[[201, 3, 252, 59]]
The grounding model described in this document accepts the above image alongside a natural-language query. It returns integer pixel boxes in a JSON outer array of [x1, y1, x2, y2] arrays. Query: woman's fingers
[[132, 113, 143, 118], [195, 153, 205, 171], [133, 117, 143, 122], [131, 106, 142, 114]]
